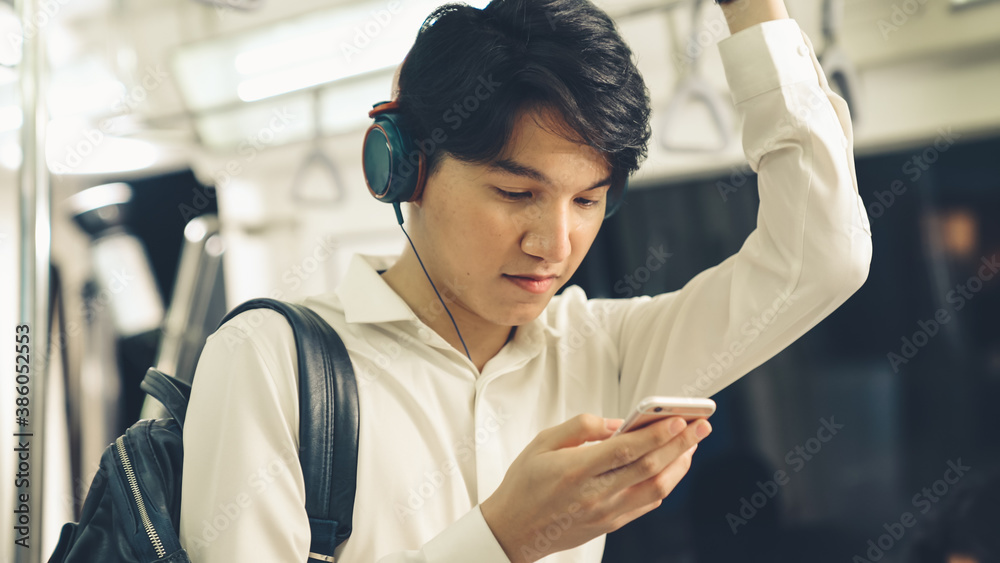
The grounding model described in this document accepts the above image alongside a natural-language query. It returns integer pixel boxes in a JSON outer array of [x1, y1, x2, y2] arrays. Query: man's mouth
[[502, 274, 557, 294]]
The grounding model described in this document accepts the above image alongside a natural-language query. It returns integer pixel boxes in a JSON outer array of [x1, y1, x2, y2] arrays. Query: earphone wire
[[394, 203, 473, 363]]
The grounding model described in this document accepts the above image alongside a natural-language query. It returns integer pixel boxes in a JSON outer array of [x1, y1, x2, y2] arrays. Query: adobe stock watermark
[[411, 275, 469, 328], [717, 83, 833, 203], [726, 417, 845, 533], [208, 106, 295, 190], [50, 64, 170, 174], [349, 330, 418, 390], [178, 106, 295, 221], [187, 445, 301, 551], [518, 502, 586, 560], [394, 408, 512, 521], [219, 295, 422, 392], [553, 245, 674, 358], [555, 299, 615, 357], [613, 245, 674, 298], [178, 185, 217, 223], [669, 6, 738, 73], [392, 73, 502, 185], [515, 444, 638, 560], [866, 128, 961, 220], [851, 459, 971, 562], [7, 0, 73, 49], [715, 162, 755, 203], [215, 235, 341, 345], [680, 287, 800, 396], [887, 253, 998, 372], [877, 0, 930, 41], [341, 1, 402, 63], [278, 235, 340, 293]]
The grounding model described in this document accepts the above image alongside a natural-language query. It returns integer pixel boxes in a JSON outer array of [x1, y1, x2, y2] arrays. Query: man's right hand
[[479, 413, 711, 563]]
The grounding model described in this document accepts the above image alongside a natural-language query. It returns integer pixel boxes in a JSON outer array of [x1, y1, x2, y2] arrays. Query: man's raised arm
[[720, 0, 790, 35]]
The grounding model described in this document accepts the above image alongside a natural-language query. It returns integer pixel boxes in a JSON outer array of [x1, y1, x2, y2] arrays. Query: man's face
[[410, 105, 612, 328]]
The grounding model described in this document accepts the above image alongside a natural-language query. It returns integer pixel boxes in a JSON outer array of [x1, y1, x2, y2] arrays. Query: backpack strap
[[140, 367, 192, 427], [219, 298, 359, 560]]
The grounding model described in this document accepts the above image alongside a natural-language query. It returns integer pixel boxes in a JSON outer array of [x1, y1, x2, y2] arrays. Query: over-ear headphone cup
[[363, 126, 392, 199], [363, 107, 426, 204]]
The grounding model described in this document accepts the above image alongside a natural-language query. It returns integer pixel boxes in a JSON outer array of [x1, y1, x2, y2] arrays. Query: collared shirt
[[179, 17, 872, 563]]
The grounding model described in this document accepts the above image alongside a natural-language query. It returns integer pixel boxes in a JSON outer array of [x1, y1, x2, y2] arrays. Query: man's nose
[[521, 202, 572, 263]]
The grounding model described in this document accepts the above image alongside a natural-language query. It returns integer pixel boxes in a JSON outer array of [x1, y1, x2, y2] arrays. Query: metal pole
[[14, 0, 50, 560]]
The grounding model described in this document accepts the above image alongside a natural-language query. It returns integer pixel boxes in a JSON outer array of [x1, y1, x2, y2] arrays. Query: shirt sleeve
[[591, 18, 873, 413], [375, 506, 511, 562], [179, 309, 510, 562]]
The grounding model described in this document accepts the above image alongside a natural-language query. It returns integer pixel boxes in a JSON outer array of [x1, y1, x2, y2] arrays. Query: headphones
[[362, 100, 628, 222]]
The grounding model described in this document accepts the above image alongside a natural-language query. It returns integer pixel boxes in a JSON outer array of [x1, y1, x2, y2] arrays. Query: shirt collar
[[335, 253, 418, 324], [334, 253, 561, 339]]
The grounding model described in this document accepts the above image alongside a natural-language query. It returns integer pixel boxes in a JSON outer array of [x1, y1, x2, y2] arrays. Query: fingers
[[579, 415, 692, 473], [629, 421, 705, 484], [632, 444, 698, 507], [531, 413, 622, 452], [607, 446, 697, 530], [591, 418, 710, 492]]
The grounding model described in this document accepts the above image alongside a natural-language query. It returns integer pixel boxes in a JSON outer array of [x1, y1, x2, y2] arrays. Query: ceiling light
[[46, 118, 160, 175]]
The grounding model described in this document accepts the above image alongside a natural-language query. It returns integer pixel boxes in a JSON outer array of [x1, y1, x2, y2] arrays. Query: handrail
[[819, 0, 861, 120], [13, 0, 50, 560], [289, 89, 344, 206], [139, 215, 225, 420], [659, 0, 733, 153]]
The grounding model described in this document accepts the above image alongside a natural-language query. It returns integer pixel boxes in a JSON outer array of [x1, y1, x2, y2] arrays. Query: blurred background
[[1, 0, 999, 561]]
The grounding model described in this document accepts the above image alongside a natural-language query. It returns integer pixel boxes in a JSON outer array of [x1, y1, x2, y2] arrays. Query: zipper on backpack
[[115, 435, 167, 559]]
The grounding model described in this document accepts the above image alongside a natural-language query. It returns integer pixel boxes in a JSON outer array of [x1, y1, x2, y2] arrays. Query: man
[[179, 0, 872, 561]]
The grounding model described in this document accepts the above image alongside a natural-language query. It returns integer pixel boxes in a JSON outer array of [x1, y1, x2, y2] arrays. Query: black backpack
[[48, 298, 360, 563]]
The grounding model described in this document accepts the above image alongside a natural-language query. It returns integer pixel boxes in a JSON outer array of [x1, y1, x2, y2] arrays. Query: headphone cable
[[394, 202, 473, 364]]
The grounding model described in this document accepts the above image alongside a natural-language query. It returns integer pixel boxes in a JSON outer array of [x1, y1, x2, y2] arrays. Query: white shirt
[[179, 18, 872, 563]]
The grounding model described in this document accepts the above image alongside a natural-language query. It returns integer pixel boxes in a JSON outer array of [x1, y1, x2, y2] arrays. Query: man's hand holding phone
[[480, 398, 714, 563]]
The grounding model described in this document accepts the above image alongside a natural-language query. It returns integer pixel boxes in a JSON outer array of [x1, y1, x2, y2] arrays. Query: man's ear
[[411, 159, 435, 208]]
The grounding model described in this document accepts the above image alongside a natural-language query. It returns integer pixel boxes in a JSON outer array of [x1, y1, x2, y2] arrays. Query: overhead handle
[[659, 0, 733, 152]]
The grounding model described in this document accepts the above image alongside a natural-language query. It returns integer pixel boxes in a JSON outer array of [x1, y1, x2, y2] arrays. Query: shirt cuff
[[718, 18, 818, 105], [421, 505, 511, 562]]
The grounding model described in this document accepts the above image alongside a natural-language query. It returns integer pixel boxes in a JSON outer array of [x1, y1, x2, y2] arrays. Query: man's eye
[[495, 188, 531, 201], [576, 197, 600, 208]]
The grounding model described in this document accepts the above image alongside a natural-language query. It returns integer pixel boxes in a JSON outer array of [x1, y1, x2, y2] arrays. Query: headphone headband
[[368, 100, 401, 118], [362, 100, 426, 211]]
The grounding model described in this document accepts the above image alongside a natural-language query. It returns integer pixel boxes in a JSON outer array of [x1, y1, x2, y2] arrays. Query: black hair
[[396, 0, 651, 207]]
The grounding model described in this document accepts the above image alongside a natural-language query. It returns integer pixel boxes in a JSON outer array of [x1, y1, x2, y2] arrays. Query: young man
[[179, 0, 872, 561]]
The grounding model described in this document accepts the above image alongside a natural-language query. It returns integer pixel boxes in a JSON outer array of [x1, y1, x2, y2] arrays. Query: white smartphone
[[611, 396, 716, 437]]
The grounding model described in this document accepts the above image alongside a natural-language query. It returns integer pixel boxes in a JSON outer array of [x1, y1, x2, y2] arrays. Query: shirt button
[[797, 44, 809, 57], [418, 328, 432, 343]]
